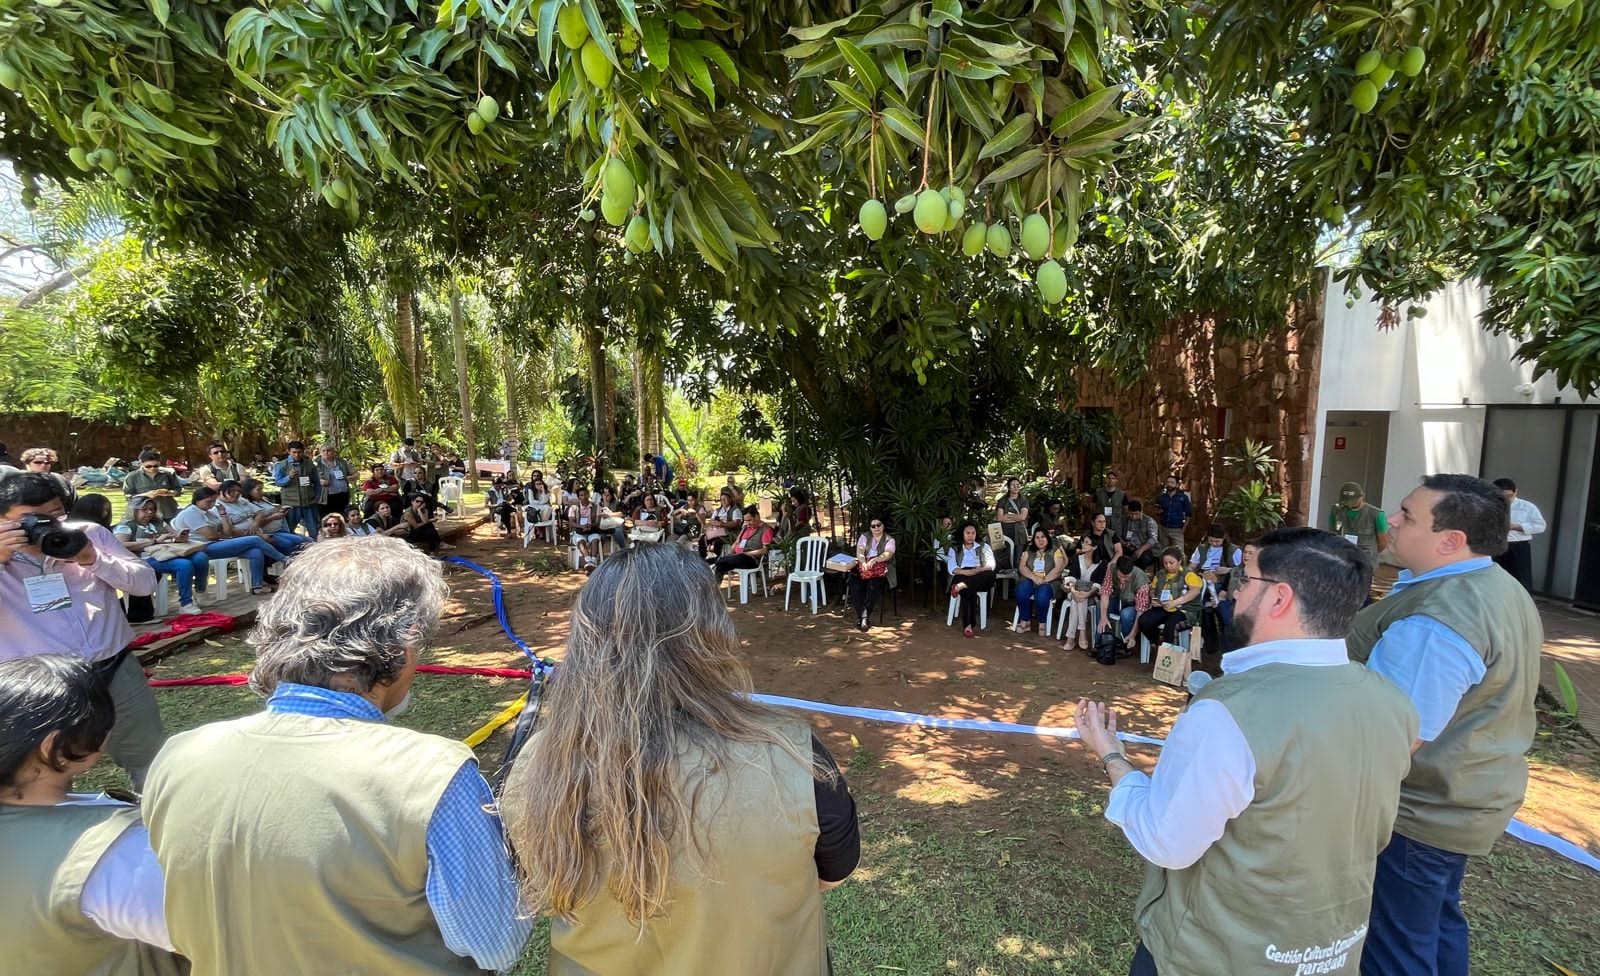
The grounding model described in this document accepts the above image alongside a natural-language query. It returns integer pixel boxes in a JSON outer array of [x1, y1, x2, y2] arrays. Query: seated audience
[[318, 513, 349, 539], [1098, 556, 1151, 652], [116, 497, 210, 615], [369, 500, 410, 538], [569, 487, 606, 572], [523, 473, 554, 539], [502, 544, 858, 974], [142, 537, 531, 974], [1120, 499, 1161, 571], [219, 480, 312, 555], [121, 451, 184, 522], [703, 487, 741, 559], [0, 655, 183, 975], [630, 491, 666, 542], [20, 446, 59, 475], [945, 521, 996, 638], [1137, 547, 1204, 647], [402, 493, 446, 553], [1012, 527, 1063, 636], [360, 465, 402, 517], [1189, 522, 1245, 654], [598, 486, 629, 551], [344, 507, 376, 537], [849, 516, 897, 631], [1060, 532, 1110, 650], [70, 492, 116, 528], [714, 505, 774, 584], [1081, 511, 1122, 565], [189, 443, 245, 491], [670, 491, 706, 547], [486, 476, 521, 537], [170, 487, 287, 596]]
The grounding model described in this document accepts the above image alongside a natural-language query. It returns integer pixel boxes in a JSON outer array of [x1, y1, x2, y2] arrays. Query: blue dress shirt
[[1364, 557, 1491, 742], [266, 683, 532, 970]]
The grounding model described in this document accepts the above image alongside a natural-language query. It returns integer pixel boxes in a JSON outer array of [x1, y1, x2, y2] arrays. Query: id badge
[[1344, 534, 1359, 545], [299, 476, 312, 487], [25, 573, 72, 613], [1103, 506, 1113, 517]]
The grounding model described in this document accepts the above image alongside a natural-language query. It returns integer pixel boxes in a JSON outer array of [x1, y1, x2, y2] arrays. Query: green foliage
[[1217, 480, 1285, 536], [1552, 662, 1581, 721]]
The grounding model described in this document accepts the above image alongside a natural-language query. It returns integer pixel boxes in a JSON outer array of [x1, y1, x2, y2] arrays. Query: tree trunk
[[450, 282, 480, 492], [499, 333, 521, 455], [395, 289, 421, 437], [640, 343, 664, 460], [581, 313, 613, 465], [632, 345, 646, 475]]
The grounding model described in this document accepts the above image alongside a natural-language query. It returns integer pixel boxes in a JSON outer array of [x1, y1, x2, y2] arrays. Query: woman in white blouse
[[1059, 533, 1110, 651], [945, 521, 996, 638]]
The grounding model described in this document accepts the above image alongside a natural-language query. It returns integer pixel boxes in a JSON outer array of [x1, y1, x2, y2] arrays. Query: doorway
[[1320, 412, 1391, 517]]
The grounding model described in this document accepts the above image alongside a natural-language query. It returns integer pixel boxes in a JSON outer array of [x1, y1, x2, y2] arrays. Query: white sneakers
[[178, 603, 202, 615]]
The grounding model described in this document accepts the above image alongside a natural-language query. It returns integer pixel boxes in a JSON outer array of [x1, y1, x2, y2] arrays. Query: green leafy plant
[[1552, 661, 1581, 721]]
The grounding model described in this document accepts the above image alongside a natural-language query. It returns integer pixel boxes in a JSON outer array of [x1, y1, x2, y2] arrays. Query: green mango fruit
[[1036, 260, 1068, 305], [961, 221, 987, 257], [1019, 213, 1050, 260], [600, 192, 630, 226], [1399, 46, 1425, 77], [112, 165, 135, 188], [69, 146, 92, 171], [986, 222, 1012, 258], [624, 214, 652, 253], [1323, 204, 1347, 225], [330, 178, 350, 200], [1350, 80, 1379, 114], [557, 4, 589, 49], [321, 185, 342, 208], [858, 199, 888, 241], [1353, 50, 1382, 76], [945, 187, 965, 224], [1050, 218, 1073, 259], [894, 192, 918, 214], [913, 188, 948, 234], [476, 95, 499, 123], [467, 111, 486, 135], [580, 39, 613, 89], [579, 208, 596, 221], [602, 156, 636, 206], [1368, 63, 1394, 88], [0, 61, 19, 91]]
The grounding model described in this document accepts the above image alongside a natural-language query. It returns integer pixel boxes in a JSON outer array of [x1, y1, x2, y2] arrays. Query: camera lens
[[40, 526, 89, 560]]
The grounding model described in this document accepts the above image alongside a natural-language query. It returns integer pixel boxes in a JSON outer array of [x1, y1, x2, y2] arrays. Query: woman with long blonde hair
[[502, 542, 859, 975]]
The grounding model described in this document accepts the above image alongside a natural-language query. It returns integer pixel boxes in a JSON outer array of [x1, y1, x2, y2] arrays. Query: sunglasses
[[142, 464, 159, 471], [26, 460, 50, 466], [870, 522, 883, 528]]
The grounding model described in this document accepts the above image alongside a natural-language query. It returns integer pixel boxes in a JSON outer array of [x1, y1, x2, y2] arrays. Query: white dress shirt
[[60, 794, 173, 950], [1507, 496, 1546, 543], [945, 542, 994, 574], [1104, 638, 1351, 870]]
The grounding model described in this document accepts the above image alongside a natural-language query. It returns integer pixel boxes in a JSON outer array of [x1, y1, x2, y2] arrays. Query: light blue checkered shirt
[[267, 683, 532, 971]]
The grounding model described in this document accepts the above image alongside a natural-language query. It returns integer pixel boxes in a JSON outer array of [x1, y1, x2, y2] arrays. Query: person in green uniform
[[1075, 527, 1418, 976], [0, 654, 184, 976], [502, 542, 861, 976], [1327, 481, 1389, 563], [1348, 474, 1542, 976]]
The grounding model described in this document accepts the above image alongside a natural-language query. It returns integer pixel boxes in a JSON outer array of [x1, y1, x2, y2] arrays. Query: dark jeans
[[1201, 600, 1234, 653], [953, 569, 995, 627], [1494, 539, 1533, 591], [1129, 942, 1159, 976], [1137, 607, 1188, 645], [1362, 832, 1470, 976], [848, 573, 886, 621], [714, 552, 758, 581], [407, 521, 442, 553]]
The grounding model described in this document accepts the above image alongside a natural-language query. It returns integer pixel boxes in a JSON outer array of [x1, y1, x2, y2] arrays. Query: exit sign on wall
[[1334, 437, 1347, 450]]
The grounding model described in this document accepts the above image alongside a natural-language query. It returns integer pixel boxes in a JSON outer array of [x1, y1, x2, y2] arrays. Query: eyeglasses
[[142, 465, 159, 471], [1243, 575, 1283, 587], [870, 522, 883, 528], [210, 449, 225, 455], [26, 460, 50, 467]]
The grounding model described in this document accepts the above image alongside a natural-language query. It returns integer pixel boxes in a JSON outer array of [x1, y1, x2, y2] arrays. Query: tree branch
[[15, 264, 89, 309]]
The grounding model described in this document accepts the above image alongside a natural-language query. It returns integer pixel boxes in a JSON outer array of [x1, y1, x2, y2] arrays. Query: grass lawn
[[84, 540, 1600, 976]]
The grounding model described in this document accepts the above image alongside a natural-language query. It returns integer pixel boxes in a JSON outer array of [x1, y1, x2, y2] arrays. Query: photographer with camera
[[0, 473, 167, 792]]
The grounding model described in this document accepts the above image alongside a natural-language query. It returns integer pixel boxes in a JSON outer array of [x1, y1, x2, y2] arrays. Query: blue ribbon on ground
[[440, 556, 549, 672], [440, 557, 1598, 874]]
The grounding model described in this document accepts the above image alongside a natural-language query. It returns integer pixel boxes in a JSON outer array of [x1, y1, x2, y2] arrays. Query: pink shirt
[[0, 523, 156, 664]]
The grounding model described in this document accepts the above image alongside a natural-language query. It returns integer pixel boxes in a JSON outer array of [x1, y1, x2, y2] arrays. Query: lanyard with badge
[[14, 552, 72, 614]]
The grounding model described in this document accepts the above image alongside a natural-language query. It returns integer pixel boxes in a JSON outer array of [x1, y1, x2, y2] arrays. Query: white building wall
[[1310, 277, 1587, 519]]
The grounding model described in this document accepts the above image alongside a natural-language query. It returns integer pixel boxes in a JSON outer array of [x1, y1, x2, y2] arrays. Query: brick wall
[[0, 413, 273, 469], [1065, 295, 1323, 548]]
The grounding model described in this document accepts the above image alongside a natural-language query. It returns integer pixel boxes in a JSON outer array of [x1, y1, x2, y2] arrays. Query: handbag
[[859, 559, 888, 580], [1094, 630, 1120, 666], [1151, 642, 1192, 687], [145, 540, 209, 561]]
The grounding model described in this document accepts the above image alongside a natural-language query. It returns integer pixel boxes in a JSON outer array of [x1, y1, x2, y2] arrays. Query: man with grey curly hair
[[141, 537, 531, 975]]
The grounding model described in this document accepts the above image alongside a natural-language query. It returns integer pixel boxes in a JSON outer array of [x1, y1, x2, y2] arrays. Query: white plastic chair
[[993, 537, 1017, 599], [946, 588, 991, 630], [569, 533, 614, 570], [784, 536, 830, 614], [725, 557, 769, 604], [1140, 619, 1202, 663], [437, 475, 465, 508], [522, 503, 556, 547], [209, 557, 249, 600]]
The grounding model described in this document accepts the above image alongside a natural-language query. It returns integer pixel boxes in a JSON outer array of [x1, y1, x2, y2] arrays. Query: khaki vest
[[1331, 504, 1382, 560], [1347, 562, 1543, 854], [1137, 661, 1417, 975], [275, 458, 321, 507], [144, 711, 482, 976], [0, 803, 187, 976], [505, 715, 828, 976]]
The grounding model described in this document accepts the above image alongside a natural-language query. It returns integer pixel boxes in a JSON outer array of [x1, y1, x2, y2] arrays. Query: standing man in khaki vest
[[1076, 527, 1418, 975], [1328, 481, 1389, 564], [1347, 474, 1542, 976], [143, 536, 531, 975]]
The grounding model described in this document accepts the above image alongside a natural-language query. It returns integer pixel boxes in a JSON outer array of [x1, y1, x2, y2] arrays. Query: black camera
[[18, 514, 90, 560]]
